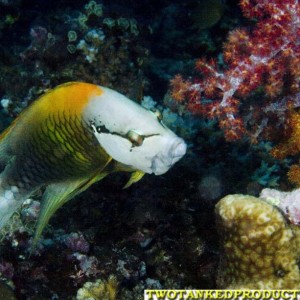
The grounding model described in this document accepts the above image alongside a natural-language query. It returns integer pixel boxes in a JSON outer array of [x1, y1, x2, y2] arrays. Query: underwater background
[[0, 0, 300, 299]]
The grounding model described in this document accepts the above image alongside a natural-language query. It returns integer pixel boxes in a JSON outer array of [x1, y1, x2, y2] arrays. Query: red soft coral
[[171, 0, 300, 142]]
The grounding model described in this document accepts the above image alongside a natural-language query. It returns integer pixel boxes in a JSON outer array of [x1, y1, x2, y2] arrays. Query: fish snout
[[151, 137, 187, 175]]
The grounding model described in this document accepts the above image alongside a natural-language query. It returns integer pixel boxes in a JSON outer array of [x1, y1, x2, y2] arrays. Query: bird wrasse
[[0, 82, 186, 245]]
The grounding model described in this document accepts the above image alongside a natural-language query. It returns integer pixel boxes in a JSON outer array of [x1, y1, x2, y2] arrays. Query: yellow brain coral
[[215, 194, 300, 289]]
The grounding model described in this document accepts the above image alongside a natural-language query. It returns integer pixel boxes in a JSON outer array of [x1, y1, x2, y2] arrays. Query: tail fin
[[0, 125, 22, 228], [0, 167, 27, 230], [0, 122, 33, 231]]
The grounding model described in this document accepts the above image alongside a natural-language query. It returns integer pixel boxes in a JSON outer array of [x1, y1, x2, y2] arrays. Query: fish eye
[[151, 108, 163, 122], [126, 130, 144, 147]]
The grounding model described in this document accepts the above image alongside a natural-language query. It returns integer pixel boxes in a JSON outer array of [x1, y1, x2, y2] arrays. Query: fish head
[[83, 87, 187, 175]]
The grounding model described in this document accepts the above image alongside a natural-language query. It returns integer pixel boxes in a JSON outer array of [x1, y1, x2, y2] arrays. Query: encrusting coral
[[260, 188, 300, 226], [215, 194, 300, 289], [76, 276, 118, 300]]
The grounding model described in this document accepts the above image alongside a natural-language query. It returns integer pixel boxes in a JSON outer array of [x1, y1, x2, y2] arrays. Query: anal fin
[[32, 172, 109, 247]]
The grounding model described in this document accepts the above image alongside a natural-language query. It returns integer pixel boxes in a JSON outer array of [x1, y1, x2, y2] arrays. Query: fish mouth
[[151, 138, 187, 175], [170, 139, 187, 163], [151, 156, 171, 175]]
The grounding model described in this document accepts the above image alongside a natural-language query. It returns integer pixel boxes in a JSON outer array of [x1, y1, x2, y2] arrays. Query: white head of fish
[[83, 87, 187, 175]]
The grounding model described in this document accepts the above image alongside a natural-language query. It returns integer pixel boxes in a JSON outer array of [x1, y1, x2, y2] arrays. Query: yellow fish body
[[0, 82, 186, 243]]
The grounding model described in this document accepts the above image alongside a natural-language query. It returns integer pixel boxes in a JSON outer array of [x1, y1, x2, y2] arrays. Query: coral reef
[[0, 0, 150, 118], [216, 194, 300, 289], [1, 0, 298, 298]]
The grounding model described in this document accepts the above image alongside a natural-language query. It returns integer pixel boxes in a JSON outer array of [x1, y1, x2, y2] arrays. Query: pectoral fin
[[123, 170, 145, 189]]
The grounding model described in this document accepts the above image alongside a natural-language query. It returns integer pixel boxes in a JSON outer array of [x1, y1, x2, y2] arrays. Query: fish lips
[[151, 138, 187, 175]]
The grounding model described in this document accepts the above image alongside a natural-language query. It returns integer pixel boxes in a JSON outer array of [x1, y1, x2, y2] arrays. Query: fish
[[0, 82, 186, 244], [190, 0, 226, 31]]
